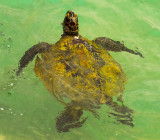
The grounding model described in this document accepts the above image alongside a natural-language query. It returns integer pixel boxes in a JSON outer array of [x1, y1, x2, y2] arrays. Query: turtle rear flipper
[[93, 37, 144, 58], [108, 112, 134, 127], [56, 105, 87, 132], [57, 117, 87, 132], [105, 96, 134, 127], [16, 42, 52, 76]]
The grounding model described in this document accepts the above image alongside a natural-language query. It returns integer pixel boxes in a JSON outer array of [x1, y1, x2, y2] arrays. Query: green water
[[0, 0, 160, 139]]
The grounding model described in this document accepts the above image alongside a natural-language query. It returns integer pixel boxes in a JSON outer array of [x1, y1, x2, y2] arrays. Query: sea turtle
[[16, 10, 143, 132]]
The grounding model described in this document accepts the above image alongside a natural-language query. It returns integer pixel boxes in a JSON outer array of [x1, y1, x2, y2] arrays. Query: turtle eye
[[69, 11, 72, 17]]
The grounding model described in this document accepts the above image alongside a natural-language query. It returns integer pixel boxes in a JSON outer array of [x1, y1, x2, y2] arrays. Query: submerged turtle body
[[34, 35, 126, 109], [17, 10, 143, 132]]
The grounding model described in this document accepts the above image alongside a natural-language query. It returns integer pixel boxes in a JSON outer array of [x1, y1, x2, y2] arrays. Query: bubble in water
[[0, 108, 4, 111], [10, 83, 13, 86]]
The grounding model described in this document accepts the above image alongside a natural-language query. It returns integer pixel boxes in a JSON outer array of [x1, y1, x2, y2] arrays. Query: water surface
[[0, 0, 160, 139]]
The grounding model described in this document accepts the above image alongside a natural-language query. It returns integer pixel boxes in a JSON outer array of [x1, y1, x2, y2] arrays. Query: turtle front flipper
[[56, 104, 87, 132], [16, 42, 52, 76], [105, 95, 134, 127], [93, 37, 144, 58]]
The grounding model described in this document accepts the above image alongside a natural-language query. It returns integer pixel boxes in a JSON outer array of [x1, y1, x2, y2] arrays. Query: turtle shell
[[34, 35, 126, 109]]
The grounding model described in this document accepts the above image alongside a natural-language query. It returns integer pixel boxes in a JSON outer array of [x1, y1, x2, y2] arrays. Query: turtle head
[[62, 10, 79, 36]]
